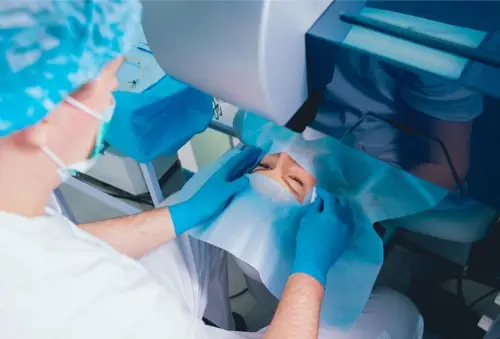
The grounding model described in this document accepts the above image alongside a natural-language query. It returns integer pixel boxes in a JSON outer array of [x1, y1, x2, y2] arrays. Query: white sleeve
[[401, 73, 483, 122], [56, 262, 259, 339], [43, 237, 260, 339], [125, 292, 257, 339]]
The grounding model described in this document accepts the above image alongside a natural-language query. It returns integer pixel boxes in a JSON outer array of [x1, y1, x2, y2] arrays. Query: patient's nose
[[278, 153, 296, 172]]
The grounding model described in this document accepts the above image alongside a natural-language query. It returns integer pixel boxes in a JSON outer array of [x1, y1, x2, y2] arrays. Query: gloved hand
[[169, 146, 262, 235], [291, 189, 353, 287]]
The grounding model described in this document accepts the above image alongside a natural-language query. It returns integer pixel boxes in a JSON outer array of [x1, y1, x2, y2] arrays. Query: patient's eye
[[285, 175, 304, 197], [254, 162, 273, 171], [290, 176, 304, 187]]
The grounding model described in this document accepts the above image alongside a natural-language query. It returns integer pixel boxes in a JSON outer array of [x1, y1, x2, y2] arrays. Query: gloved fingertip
[[231, 176, 249, 192], [314, 187, 329, 199], [316, 197, 325, 213], [227, 147, 263, 180], [250, 149, 264, 169], [244, 146, 264, 165], [305, 197, 322, 214], [221, 176, 248, 197]]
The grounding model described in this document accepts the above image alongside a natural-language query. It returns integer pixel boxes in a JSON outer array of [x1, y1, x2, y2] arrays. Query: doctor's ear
[[21, 99, 74, 149], [18, 119, 50, 149]]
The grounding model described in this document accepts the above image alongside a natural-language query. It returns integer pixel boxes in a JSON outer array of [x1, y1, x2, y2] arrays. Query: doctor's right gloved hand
[[291, 189, 353, 287], [169, 146, 262, 235]]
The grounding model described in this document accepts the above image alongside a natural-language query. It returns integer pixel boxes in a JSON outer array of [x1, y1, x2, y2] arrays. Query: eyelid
[[256, 162, 272, 170], [285, 180, 302, 199], [289, 175, 304, 186], [282, 173, 302, 194]]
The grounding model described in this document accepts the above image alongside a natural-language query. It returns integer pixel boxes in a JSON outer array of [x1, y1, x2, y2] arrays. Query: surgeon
[[0, 2, 353, 339]]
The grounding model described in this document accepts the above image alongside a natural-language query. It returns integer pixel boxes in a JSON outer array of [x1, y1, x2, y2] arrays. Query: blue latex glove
[[291, 189, 353, 287], [170, 147, 262, 235]]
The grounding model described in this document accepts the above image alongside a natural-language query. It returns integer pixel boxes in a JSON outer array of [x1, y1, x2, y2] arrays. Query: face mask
[[42, 96, 116, 182], [248, 172, 316, 206]]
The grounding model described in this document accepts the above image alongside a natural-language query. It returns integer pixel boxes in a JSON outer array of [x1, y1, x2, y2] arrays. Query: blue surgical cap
[[0, 0, 142, 137]]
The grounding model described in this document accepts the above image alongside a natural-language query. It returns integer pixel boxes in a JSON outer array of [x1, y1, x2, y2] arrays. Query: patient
[[251, 152, 316, 204]]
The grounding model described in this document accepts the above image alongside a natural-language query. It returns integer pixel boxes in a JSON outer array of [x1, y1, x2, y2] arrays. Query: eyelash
[[289, 175, 304, 187], [255, 162, 272, 170]]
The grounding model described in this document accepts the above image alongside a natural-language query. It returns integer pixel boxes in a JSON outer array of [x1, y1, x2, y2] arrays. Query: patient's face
[[252, 152, 316, 203]]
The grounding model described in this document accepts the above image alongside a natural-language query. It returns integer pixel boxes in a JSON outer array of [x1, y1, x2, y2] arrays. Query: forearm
[[79, 207, 176, 259], [264, 273, 324, 339]]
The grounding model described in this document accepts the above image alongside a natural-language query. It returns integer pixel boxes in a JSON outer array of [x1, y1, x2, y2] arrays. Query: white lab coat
[[0, 212, 256, 339], [0, 211, 422, 339]]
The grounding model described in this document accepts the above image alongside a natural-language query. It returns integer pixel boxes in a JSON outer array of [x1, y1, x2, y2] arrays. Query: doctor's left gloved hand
[[291, 189, 353, 287], [169, 147, 262, 235]]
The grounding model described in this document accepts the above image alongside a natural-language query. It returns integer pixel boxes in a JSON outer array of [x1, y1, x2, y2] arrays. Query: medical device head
[[0, 0, 141, 137], [142, 0, 336, 126]]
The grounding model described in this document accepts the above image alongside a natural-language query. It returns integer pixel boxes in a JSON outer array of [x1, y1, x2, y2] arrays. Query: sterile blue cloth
[[164, 147, 376, 330], [0, 0, 141, 137], [238, 111, 448, 222], [165, 112, 448, 330], [105, 76, 213, 162]]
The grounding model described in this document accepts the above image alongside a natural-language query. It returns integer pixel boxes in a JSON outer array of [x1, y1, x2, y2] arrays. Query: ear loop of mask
[[41, 96, 111, 181], [65, 95, 113, 158], [64, 96, 104, 120], [41, 145, 68, 169], [303, 186, 317, 205], [40, 145, 78, 178]]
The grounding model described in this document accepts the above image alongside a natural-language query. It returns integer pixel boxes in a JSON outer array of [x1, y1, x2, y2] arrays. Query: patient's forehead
[[263, 152, 304, 169]]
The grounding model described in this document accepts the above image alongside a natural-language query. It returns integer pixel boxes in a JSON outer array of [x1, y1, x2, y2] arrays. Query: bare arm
[[80, 207, 175, 259], [79, 148, 261, 259], [263, 191, 351, 339], [264, 273, 324, 339]]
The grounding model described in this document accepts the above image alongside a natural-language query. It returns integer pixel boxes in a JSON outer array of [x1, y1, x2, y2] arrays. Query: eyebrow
[[259, 154, 280, 166]]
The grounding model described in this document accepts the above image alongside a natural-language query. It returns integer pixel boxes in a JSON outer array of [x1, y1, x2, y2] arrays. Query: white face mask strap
[[64, 96, 103, 120], [41, 145, 67, 169], [305, 186, 317, 204]]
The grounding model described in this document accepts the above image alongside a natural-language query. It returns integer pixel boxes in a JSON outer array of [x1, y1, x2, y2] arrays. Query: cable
[[107, 192, 153, 206], [469, 289, 498, 309], [457, 275, 466, 303], [76, 173, 154, 206], [76, 160, 183, 208], [341, 112, 466, 195], [229, 288, 249, 300]]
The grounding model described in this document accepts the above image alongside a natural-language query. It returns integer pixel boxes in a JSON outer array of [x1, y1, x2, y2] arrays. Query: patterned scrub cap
[[0, 0, 142, 136]]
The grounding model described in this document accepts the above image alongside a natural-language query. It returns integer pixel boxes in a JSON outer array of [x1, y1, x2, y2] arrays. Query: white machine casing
[[142, 0, 334, 126], [87, 149, 179, 195]]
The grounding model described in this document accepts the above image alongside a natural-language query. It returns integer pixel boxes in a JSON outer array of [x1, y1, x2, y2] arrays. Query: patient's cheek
[[248, 172, 304, 204]]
